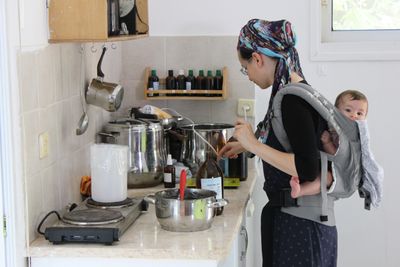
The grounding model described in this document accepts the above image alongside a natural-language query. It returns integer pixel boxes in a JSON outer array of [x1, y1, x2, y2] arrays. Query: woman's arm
[[218, 94, 321, 181], [219, 118, 299, 177], [282, 95, 320, 182]]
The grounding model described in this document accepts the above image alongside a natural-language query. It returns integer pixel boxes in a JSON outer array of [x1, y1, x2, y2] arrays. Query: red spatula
[[179, 169, 187, 200]]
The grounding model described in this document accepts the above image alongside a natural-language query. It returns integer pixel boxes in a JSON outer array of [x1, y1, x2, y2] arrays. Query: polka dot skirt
[[262, 205, 337, 267]]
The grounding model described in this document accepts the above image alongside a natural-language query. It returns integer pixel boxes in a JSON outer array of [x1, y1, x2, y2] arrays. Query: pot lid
[[105, 118, 146, 131], [156, 188, 217, 200], [180, 123, 234, 131]]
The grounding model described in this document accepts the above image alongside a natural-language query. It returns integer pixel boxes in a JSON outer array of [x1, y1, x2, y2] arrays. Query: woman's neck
[[290, 72, 304, 83]]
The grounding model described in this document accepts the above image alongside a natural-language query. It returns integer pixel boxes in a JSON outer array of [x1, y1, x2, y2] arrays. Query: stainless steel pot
[[145, 188, 228, 232], [179, 123, 234, 173], [86, 47, 124, 112], [97, 118, 164, 188]]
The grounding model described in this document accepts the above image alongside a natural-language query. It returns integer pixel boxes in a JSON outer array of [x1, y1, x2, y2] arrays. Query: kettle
[[86, 47, 124, 112]]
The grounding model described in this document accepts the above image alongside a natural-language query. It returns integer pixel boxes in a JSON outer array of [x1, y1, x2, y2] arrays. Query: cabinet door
[[238, 197, 255, 267]]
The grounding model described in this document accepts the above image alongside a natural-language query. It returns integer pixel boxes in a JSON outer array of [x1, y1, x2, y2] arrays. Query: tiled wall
[[19, 37, 255, 244], [18, 44, 112, 243], [118, 36, 255, 124]]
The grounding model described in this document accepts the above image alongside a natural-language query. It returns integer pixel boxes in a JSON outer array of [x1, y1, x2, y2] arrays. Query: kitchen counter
[[28, 160, 259, 267]]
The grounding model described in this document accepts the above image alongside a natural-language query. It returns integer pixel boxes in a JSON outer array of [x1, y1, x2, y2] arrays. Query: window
[[332, 0, 400, 31], [310, 0, 400, 61]]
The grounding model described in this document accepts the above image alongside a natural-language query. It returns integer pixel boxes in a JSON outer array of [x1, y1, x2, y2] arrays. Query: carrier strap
[[320, 151, 329, 222]]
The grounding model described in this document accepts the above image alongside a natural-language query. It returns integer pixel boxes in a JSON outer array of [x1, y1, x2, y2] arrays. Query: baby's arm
[[321, 130, 337, 155]]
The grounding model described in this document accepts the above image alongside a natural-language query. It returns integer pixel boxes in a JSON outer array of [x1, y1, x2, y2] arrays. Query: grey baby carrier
[[270, 83, 371, 226]]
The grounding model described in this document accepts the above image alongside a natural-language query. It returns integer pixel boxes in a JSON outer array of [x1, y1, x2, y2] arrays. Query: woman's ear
[[252, 52, 263, 66]]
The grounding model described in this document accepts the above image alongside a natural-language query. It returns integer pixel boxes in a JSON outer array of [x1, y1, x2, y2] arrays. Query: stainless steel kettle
[[86, 47, 124, 112]]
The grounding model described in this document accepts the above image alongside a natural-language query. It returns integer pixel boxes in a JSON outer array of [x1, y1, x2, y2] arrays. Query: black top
[[262, 86, 328, 195]]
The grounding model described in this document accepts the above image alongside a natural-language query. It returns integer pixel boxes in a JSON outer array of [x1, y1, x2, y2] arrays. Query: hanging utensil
[[86, 46, 124, 112], [76, 46, 89, 135]]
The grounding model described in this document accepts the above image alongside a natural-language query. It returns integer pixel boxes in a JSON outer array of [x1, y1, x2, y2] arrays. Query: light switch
[[39, 132, 49, 159]]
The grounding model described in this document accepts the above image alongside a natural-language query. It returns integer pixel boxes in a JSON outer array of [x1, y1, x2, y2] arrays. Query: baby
[[290, 90, 368, 198]]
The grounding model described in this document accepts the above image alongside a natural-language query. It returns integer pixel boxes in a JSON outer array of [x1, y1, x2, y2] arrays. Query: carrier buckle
[[280, 188, 298, 207]]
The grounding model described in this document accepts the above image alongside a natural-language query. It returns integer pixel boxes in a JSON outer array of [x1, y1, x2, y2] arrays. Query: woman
[[218, 19, 338, 267]]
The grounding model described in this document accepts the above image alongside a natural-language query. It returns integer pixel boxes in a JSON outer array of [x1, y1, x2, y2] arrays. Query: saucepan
[[86, 47, 124, 112], [145, 188, 228, 232]]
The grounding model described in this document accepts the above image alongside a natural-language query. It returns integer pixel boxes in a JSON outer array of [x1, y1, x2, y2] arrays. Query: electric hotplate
[[42, 197, 148, 245]]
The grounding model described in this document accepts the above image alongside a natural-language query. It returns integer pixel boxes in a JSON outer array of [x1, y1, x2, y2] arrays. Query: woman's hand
[[217, 141, 245, 160], [233, 118, 259, 153]]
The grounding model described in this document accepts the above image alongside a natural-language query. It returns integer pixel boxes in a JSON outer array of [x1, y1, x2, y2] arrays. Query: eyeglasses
[[240, 66, 248, 76], [240, 58, 252, 76]]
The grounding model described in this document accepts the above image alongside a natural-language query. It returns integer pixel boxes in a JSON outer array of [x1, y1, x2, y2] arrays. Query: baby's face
[[338, 95, 368, 121]]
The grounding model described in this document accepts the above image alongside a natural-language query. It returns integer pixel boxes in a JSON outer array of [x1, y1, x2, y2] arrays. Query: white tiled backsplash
[[18, 37, 255, 244]]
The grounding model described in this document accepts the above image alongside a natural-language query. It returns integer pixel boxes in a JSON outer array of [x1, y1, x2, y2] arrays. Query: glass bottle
[[195, 70, 205, 89], [108, 0, 120, 36], [176, 69, 186, 96], [214, 69, 223, 97], [186, 69, 195, 95], [164, 154, 176, 188], [204, 70, 214, 97], [196, 151, 224, 215], [148, 69, 159, 97], [165, 70, 176, 96]]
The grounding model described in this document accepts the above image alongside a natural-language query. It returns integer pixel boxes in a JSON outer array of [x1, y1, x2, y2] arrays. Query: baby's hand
[[321, 130, 331, 144]]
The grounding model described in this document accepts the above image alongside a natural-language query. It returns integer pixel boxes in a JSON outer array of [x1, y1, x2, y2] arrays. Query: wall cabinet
[[48, 0, 149, 43], [144, 67, 228, 100]]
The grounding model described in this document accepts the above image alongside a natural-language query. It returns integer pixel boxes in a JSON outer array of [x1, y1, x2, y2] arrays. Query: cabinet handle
[[240, 225, 248, 261]]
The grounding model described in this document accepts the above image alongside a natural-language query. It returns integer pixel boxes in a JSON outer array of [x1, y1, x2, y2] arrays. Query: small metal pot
[[145, 188, 228, 232], [86, 47, 124, 112]]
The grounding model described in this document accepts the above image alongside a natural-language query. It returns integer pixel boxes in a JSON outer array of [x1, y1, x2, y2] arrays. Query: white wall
[[149, 0, 399, 267]]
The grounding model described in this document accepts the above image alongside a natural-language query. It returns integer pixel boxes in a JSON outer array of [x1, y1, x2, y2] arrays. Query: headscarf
[[237, 19, 305, 142]]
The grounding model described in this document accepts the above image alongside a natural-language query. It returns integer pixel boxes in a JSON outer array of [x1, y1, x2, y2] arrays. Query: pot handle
[[208, 198, 228, 208], [97, 47, 107, 79], [144, 194, 156, 205], [96, 132, 118, 144]]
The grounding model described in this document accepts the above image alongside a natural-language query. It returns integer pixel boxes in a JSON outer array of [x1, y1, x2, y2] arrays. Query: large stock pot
[[97, 118, 165, 188], [179, 123, 234, 173]]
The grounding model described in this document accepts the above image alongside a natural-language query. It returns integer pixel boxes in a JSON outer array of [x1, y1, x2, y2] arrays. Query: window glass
[[332, 0, 400, 31]]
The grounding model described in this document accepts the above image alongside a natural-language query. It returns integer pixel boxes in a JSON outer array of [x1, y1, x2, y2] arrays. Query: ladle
[[179, 169, 187, 200], [76, 46, 89, 135]]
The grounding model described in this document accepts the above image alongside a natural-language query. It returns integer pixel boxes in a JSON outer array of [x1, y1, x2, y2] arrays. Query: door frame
[[0, 0, 26, 266]]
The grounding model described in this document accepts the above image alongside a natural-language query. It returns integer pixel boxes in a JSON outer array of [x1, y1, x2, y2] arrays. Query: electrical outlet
[[39, 132, 49, 159], [237, 99, 255, 118]]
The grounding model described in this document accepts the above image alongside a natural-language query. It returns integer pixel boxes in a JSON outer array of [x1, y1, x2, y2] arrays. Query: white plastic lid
[[167, 154, 173, 165], [178, 69, 184, 75]]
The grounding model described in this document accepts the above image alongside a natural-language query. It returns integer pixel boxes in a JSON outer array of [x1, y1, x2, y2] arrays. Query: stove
[[44, 197, 147, 245]]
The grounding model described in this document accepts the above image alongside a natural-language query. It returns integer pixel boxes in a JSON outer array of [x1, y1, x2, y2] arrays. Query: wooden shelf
[[144, 67, 228, 100], [48, 0, 149, 43]]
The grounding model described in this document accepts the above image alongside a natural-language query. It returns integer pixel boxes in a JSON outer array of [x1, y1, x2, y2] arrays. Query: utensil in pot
[[145, 188, 228, 232], [179, 169, 187, 201], [86, 47, 124, 112]]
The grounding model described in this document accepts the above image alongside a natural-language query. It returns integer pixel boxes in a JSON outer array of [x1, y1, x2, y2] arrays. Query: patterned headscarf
[[237, 19, 305, 142]]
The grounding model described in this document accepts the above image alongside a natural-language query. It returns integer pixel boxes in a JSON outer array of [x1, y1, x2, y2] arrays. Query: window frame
[[310, 0, 400, 61]]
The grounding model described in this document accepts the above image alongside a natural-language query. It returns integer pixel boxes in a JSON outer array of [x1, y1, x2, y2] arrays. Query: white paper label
[[200, 177, 222, 200], [153, 81, 159, 90], [164, 172, 172, 183], [186, 82, 192, 90]]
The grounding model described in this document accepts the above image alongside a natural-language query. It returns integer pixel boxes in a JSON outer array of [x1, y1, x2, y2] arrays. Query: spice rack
[[48, 0, 149, 43], [144, 67, 228, 100]]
